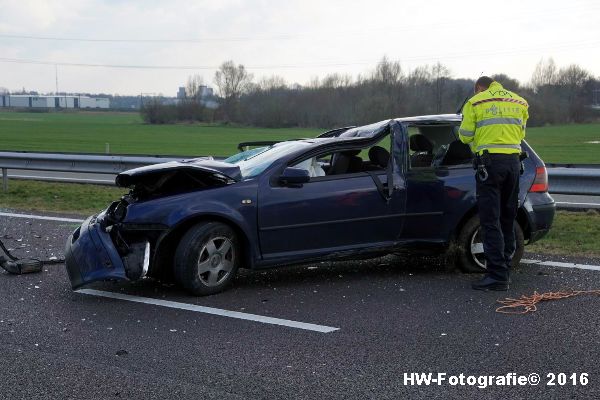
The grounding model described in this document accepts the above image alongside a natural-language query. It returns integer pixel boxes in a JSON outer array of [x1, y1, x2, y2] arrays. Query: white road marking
[[522, 258, 600, 271], [538, 260, 600, 272], [77, 289, 340, 333], [520, 259, 541, 264], [0, 212, 84, 223], [556, 202, 600, 207]]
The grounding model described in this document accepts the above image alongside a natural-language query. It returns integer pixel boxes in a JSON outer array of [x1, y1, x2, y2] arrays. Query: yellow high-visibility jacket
[[458, 81, 529, 155]]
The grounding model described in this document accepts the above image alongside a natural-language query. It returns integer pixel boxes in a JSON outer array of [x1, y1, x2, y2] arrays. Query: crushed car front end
[[65, 159, 243, 289], [65, 197, 167, 289], [65, 213, 124, 289]]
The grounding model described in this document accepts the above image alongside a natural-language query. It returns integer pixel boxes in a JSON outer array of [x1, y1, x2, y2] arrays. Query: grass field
[[0, 110, 599, 162], [526, 124, 600, 164], [0, 111, 320, 157], [526, 210, 600, 257], [0, 180, 125, 215]]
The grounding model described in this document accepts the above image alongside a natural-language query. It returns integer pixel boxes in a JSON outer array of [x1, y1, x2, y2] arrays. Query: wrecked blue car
[[65, 115, 555, 295]]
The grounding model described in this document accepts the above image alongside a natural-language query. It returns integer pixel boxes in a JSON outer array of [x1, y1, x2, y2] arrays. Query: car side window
[[291, 146, 391, 180], [408, 125, 472, 169], [293, 157, 326, 178]]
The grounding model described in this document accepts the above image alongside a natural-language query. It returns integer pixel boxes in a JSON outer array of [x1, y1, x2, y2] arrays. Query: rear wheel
[[454, 215, 524, 273], [174, 222, 239, 296]]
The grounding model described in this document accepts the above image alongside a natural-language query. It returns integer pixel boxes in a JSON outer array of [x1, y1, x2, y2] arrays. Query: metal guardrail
[[547, 168, 600, 196], [0, 151, 599, 196], [0, 151, 198, 191], [0, 151, 190, 174], [546, 163, 600, 169]]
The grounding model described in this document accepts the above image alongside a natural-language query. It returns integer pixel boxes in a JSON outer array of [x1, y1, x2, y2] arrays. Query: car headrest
[[368, 146, 390, 168], [409, 134, 434, 152], [446, 140, 473, 160], [330, 153, 350, 174], [347, 155, 363, 173]]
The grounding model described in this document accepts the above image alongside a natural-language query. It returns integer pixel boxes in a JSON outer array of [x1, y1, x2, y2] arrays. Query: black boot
[[471, 275, 509, 291]]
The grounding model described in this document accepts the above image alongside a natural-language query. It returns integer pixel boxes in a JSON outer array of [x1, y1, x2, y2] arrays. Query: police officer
[[458, 76, 529, 291]]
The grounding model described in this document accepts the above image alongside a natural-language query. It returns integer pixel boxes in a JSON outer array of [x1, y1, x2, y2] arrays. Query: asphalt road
[[1, 212, 600, 399]]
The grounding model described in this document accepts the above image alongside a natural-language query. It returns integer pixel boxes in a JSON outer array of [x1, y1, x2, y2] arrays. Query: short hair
[[475, 76, 494, 89]]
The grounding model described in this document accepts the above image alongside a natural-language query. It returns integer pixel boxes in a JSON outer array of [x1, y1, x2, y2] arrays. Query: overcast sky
[[1, 0, 599, 96]]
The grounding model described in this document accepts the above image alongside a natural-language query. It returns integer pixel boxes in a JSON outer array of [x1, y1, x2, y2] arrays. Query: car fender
[[118, 180, 259, 268]]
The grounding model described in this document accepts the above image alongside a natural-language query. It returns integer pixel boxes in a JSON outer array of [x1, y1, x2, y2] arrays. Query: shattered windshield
[[224, 141, 311, 179]]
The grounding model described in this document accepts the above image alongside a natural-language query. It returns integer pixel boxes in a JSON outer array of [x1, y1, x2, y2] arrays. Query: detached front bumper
[[65, 214, 128, 289]]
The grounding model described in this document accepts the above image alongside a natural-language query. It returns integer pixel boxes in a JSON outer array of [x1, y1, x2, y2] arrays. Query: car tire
[[174, 222, 240, 296], [454, 215, 524, 273]]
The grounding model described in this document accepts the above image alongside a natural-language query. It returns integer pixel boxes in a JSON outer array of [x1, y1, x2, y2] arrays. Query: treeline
[[141, 57, 599, 128]]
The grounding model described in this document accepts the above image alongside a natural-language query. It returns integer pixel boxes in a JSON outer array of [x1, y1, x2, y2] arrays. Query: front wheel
[[454, 215, 524, 273], [174, 222, 240, 296]]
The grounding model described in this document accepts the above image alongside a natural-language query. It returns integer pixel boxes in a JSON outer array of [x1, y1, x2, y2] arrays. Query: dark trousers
[[476, 154, 520, 282]]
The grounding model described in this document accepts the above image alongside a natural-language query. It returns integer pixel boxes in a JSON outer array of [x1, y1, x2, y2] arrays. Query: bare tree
[[231, 58, 597, 129], [407, 65, 432, 86], [214, 61, 253, 98], [214, 61, 253, 121], [372, 56, 403, 85], [321, 73, 353, 89], [258, 75, 287, 91], [558, 64, 592, 122], [432, 62, 451, 113], [557, 64, 591, 88], [306, 76, 321, 89], [491, 74, 521, 91], [185, 74, 205, 102], [530, 58, 558, 90]]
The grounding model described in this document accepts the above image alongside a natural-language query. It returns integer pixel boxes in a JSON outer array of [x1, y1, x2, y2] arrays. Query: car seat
[[368, 146, 390, 169], [409, 134, 434, 168], [440, 140, 473, 166], [330, 150, 363, 174]]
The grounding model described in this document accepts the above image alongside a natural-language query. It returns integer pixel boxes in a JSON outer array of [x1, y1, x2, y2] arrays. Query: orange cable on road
[[496, 290, 600, 314]]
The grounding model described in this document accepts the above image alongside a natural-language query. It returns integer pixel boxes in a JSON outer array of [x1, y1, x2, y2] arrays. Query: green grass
[[526, 210, 600, 257], [1, 110, 599, 162], [525, 124, 600, 164], [0, 180, 126, 215], [0, 111, 320, 156]]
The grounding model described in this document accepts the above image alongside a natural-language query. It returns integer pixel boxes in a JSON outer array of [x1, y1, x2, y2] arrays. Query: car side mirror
[[279, 167, 310, 186]]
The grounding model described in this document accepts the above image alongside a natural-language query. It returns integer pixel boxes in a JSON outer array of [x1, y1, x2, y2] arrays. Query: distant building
[[198, 85, 214, 97], [592, 89, 600, 110], [175, 84, 218, 109], [0, 94, 109, 109]]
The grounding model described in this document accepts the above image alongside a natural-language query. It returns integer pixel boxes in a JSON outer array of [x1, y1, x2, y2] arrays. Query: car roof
[[316, 114, 461, 139], [394, 114, 462, 124], [276, 114, 464, 153], [272, 114, 464, 162]]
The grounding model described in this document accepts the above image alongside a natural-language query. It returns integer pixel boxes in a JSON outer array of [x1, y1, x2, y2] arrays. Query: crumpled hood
[[115, 158, 241, 188]]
